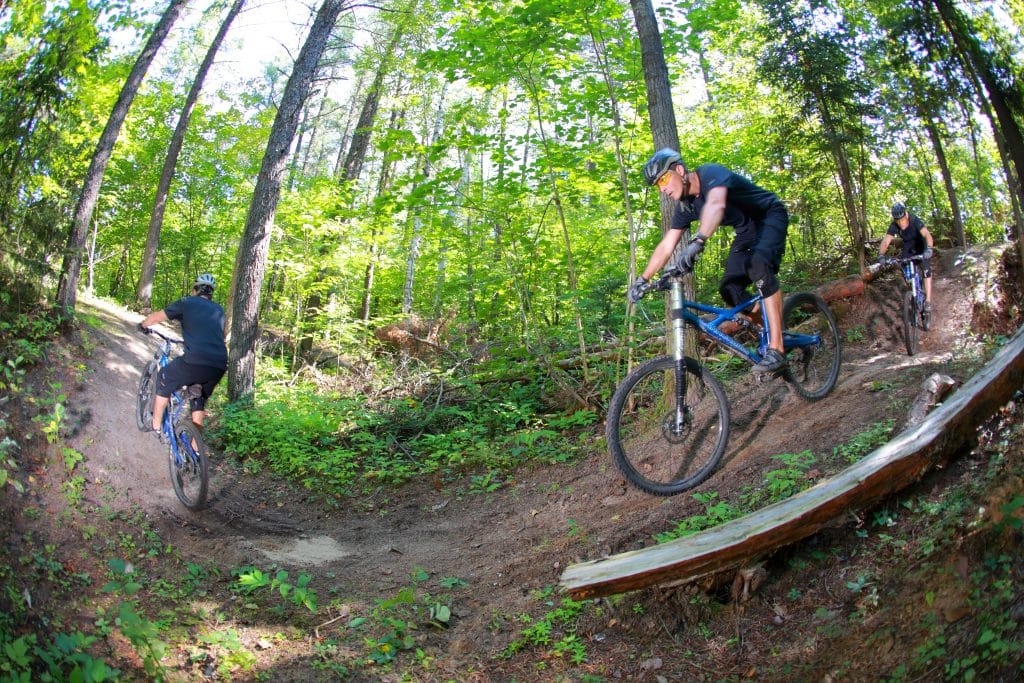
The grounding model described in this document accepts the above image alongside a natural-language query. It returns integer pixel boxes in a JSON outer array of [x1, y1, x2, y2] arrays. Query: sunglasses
[[656, 171, 673, 189]]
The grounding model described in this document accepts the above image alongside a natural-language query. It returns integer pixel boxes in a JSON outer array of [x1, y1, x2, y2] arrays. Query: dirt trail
[[66, 247, 983, 670]]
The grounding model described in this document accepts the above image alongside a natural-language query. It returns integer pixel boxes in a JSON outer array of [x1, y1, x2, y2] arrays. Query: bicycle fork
[[668, 279, 689, 436]]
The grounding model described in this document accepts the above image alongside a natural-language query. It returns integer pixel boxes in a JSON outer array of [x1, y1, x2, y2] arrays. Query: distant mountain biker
[[629, 148, 790, 374], [138, 273, 227, 431], [878, 202, 934, 314]]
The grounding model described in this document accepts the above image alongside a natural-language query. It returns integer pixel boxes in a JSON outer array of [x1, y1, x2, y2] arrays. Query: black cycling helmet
[[891, 202, 907, 220], [643, 148, 684, 186]]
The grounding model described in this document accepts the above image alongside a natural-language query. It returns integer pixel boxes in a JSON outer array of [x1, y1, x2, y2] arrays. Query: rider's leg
[[747, 215, 788, 373], [152, 395, 169, 432], [924, 274, 933, 305], [762, 290, 784, 352], [747, 252, 785, 354], [719, 247, 753, 310]]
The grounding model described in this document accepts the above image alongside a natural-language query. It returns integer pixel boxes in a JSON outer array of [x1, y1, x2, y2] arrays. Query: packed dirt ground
[[4, 244, 1024, 680]]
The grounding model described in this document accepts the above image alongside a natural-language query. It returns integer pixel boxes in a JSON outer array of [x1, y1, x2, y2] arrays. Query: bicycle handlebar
[[138, 324, 183, 345], [879, 254, 923, 268], [635, 263, 693, 300]]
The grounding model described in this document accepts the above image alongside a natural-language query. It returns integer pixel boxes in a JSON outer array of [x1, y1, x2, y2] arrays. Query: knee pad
[[747, 253, 780, 298], [922, 258, 932, 278]]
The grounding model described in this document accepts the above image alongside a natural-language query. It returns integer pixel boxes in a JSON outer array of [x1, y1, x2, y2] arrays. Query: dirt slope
[[54, 246, 1012, 679]]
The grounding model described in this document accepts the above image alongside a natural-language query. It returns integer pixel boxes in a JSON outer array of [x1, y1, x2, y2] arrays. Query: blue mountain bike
[[882, 254, 930, 355], [135, 327, 210, 509], [609, 264, 841, 495]]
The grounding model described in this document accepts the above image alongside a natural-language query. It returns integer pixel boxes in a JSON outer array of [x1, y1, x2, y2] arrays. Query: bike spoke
[[608, 357, 729, 495]]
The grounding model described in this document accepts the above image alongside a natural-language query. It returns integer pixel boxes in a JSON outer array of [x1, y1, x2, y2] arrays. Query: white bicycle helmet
[[194, 273, 215, 290]]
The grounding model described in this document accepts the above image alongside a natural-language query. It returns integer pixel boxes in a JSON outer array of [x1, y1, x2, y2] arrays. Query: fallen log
[[560, 324, 1024, 599], [902, 373, 957, 431]]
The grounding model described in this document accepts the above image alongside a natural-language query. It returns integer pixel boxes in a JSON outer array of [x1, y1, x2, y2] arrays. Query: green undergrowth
[[213, 358, 598, 499], [656, 419, 896, 543]]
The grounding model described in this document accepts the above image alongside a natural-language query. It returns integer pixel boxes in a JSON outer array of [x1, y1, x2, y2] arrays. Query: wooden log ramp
[[560, 324, 1024, 600]]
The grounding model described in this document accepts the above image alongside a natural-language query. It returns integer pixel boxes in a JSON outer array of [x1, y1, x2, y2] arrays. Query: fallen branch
[[901, 373, 957, 431]]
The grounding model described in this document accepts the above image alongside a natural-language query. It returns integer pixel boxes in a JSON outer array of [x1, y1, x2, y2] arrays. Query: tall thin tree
[[136, 0, 247, 310], [228, 0, 350, 400], [55, 0, 190, 318]]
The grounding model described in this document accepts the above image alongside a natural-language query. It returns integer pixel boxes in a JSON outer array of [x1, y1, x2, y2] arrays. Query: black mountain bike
[[136, 327, 210, 509], [610, 264, 841, 496]]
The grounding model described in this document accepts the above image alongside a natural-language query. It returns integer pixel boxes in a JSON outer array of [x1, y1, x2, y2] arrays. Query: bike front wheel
[[168, 420, 209, 510], [607, 356, 730, 496], [902, 290, 918, 355], [135, 362, 156, 431], [920, 298, 931, 331], [782, 292, 842, 401]]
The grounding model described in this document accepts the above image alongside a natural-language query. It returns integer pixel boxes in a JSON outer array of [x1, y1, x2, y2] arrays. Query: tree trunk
[[932, 0, 1024, 212], [933, 0, 1024, 278], [358, 107, 401, 322], [818, 97, 868, 274], [341, 27, 403, 183], [228, 0, 349, 401], [55, 0, 189, 319], [403, 85, 448, 314], [629, 0, 697, 361], [922, 114, 967, 247], [135, 0, 246, 310]]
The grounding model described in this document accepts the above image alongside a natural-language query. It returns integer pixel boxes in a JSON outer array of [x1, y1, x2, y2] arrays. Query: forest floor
[[5, 245, 1024, 681]]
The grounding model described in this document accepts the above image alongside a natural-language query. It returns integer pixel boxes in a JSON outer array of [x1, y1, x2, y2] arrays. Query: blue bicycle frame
[[674, 293, 824, 364], [900, 257, 926, 311], [152, 334, 199, 469]]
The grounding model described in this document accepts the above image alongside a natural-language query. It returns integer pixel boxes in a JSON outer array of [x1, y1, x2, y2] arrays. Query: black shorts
[[156, 356, 225, 412], [719, 208, 789, 305]]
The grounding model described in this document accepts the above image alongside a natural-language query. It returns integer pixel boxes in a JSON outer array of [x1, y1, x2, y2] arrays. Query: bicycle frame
[[899, 257, 925, 310], [661, 272, 823, 365], [151, 335, 196, 469]]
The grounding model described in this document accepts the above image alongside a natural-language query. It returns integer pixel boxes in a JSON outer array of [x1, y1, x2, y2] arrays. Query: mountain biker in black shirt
[[138, 273, 227, 432], [629, 148, 790, 374], [878, 202, 934, 313]]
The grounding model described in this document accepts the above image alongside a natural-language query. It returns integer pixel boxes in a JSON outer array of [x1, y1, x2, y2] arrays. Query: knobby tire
[[135, 362, 156, 432], [902, 290, 918, 356], [169, 419, 209, 510], [782, 292, 842, 401], [607, 356, 730, 496]]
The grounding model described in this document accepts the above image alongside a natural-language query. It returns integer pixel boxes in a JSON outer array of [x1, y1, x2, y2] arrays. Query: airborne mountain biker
[[878, 202, 935, 314], [138, 273, 227, 432], [629, 148, 791, 374]]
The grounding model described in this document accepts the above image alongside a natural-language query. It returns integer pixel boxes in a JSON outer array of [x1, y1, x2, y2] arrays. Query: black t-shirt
[[164, 295, 227, 369], [887, 214, 928, 258], [670, 163, 786, 245]]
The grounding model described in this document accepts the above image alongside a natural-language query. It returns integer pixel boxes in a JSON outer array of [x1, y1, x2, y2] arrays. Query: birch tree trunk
[[56, 0, 189, 318], [228, 0, 349, 401], [135, 0, 246, 310], [403, 84, 448, 314]]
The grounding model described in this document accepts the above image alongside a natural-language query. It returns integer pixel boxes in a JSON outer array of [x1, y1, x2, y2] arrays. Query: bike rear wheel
[[902, 290, 918, 355], [607, 356, 730, 496], [135, 362, 156, 431], [168, 420, 209, 510], [782, 292, 842, 401]]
